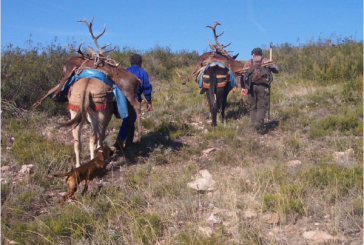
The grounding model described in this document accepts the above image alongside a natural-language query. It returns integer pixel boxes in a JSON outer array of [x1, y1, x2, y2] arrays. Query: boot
[[113, 137, 124, 150], [255, 124, 266, 135]]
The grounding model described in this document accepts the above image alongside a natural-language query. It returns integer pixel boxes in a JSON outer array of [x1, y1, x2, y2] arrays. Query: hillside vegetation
[[1, 36, 363, 244]]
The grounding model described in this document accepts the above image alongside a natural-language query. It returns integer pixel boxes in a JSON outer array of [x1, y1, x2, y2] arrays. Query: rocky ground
[[2, 110, 362, 244]]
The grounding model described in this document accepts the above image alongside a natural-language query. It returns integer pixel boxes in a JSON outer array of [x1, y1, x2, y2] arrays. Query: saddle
[[201, 63, 230, 89], [68, 79, 114, 112]]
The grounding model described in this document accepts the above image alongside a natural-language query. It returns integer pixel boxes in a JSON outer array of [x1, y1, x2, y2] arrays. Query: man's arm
[[263, 58, 279, 73], [240, 61, 250, 95], [141, 71, 153, 111]]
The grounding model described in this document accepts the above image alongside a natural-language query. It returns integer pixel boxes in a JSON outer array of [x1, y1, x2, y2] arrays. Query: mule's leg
[[211, 104, 218, 126], [206, 91, 217, 126], [87, 109, 103, 160], [208, 74, 218, 126], [88, 111, 99, 160], [97, 104, 113, 147], [220, 88, 229, 123], [71, 110, 83, 167]]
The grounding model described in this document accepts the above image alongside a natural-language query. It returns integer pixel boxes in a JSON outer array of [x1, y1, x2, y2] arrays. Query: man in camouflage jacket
[[241, 47, 279, 134]]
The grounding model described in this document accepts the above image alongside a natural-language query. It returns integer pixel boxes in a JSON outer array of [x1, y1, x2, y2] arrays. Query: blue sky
[[1, 0, 363, 60]]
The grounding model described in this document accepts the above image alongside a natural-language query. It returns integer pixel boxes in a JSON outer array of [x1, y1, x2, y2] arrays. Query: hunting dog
[[53, 145, 114, 206]]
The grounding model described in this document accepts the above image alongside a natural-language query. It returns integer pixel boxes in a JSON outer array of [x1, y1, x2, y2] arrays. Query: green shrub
[[310, 110, 363, 137], [342, 78, 363, 103], [263, 184, 306, 215], [300, 164, 363, 197], [41, 206, 94, 240], [274, 36, 363, 81], [283, 135, 300, 157], [1, 42, 72, 115], [1, 185, 11, 205], [257, 164, 289, 187], [135, 213, 163, 244], [351, 196, 363, 215], [142, 118, 157, 130], [127, 165, 151, 187], [205, 125, 236, 142], [10, 129, 72, 165]]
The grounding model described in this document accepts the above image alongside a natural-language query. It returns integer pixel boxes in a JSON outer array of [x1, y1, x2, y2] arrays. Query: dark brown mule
[[182, 21, 244, 126], [203, 64, 231, 126]]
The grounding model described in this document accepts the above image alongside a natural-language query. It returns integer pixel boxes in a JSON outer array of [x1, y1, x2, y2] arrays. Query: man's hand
[[147, 102, 152, 111], [241, 88, 248, 96]]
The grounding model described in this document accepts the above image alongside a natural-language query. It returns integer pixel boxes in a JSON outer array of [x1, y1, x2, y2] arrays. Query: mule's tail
[[209, 74, 218, 112], [57, 78, 93, 128]]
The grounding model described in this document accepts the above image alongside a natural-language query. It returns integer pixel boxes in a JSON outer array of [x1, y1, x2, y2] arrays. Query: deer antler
[[78, 16, 116, 55], [67, 41, 87, 57], [206, 21, 234, 57]]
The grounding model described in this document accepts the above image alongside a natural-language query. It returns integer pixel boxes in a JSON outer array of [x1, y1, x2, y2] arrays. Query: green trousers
[[248, 85, 269, 130]]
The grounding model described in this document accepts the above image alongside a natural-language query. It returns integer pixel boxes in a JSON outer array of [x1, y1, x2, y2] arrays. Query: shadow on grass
[[266, 119, 280, 132], [225, 101, 249, 120], [115, 131, 185, 165]]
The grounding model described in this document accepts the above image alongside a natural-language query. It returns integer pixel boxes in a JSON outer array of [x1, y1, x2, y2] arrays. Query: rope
[[75, 59, 90, 75], [75, 55, 118, 75]]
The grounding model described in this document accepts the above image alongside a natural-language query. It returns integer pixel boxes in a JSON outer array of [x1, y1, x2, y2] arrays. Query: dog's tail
[[53, 171, 73, 178]]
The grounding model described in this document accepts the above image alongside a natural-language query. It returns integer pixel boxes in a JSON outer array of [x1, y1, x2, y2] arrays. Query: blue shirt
[[126, 65, 152, 102]]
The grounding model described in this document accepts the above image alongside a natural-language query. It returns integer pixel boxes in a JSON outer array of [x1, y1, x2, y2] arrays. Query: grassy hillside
[[1, 37, 363, 244]]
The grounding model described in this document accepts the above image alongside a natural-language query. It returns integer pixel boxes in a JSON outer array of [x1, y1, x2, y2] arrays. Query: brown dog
[[53, 145, 114, 206]]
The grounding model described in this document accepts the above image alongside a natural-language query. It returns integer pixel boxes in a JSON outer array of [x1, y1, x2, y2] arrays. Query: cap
[[251, 47, 262, 55]]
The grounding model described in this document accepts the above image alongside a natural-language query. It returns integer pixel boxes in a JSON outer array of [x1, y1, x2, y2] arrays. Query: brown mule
[[59, 77, 116, 167]]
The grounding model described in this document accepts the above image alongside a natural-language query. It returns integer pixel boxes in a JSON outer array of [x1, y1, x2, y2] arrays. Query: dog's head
[[96, 145, 114, 160]]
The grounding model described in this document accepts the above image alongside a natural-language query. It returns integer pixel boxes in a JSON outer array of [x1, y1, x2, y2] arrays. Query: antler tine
[[67, 40, 84, 56], [76, 16, 117, 58], [216, 30, 225, 38], [206, 21, 221, 29], [95, 25, 106, 40], [101, 44, 117, 55], [100, 44, 111, 50], [206, 21, 223, 49], [206, 21, 235, 57], [78, 16, 106, 55], [221, 41, 232, 49]]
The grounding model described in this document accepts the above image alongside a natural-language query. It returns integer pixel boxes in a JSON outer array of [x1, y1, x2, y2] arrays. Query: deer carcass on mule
[[33, 17, 141, 167], [182, 21, 244, 126]]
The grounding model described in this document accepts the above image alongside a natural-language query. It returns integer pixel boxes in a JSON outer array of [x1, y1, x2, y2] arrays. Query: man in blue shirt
[[114, 54, 152, 149]]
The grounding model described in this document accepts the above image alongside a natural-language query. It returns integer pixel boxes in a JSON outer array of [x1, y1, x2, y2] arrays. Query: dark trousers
[[117, 103, 136, 142], [248, 85, 269, 129]]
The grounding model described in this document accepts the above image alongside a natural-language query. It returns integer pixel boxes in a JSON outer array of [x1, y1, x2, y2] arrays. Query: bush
[[342, 77, 363, 103], [300, 164, 363, 197], [135, 213, 163, 244], [263, 187, 306, 215], [273, 35, 363, 81], [310, 110, 363, 137]]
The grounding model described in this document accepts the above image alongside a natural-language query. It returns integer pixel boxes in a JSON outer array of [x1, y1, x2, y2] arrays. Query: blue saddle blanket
[[53, 69, 128, 119], [198, 62, 236, 91]]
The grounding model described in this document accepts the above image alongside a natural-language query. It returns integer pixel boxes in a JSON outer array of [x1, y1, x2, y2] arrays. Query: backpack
[[249, 58, 273, 84]]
